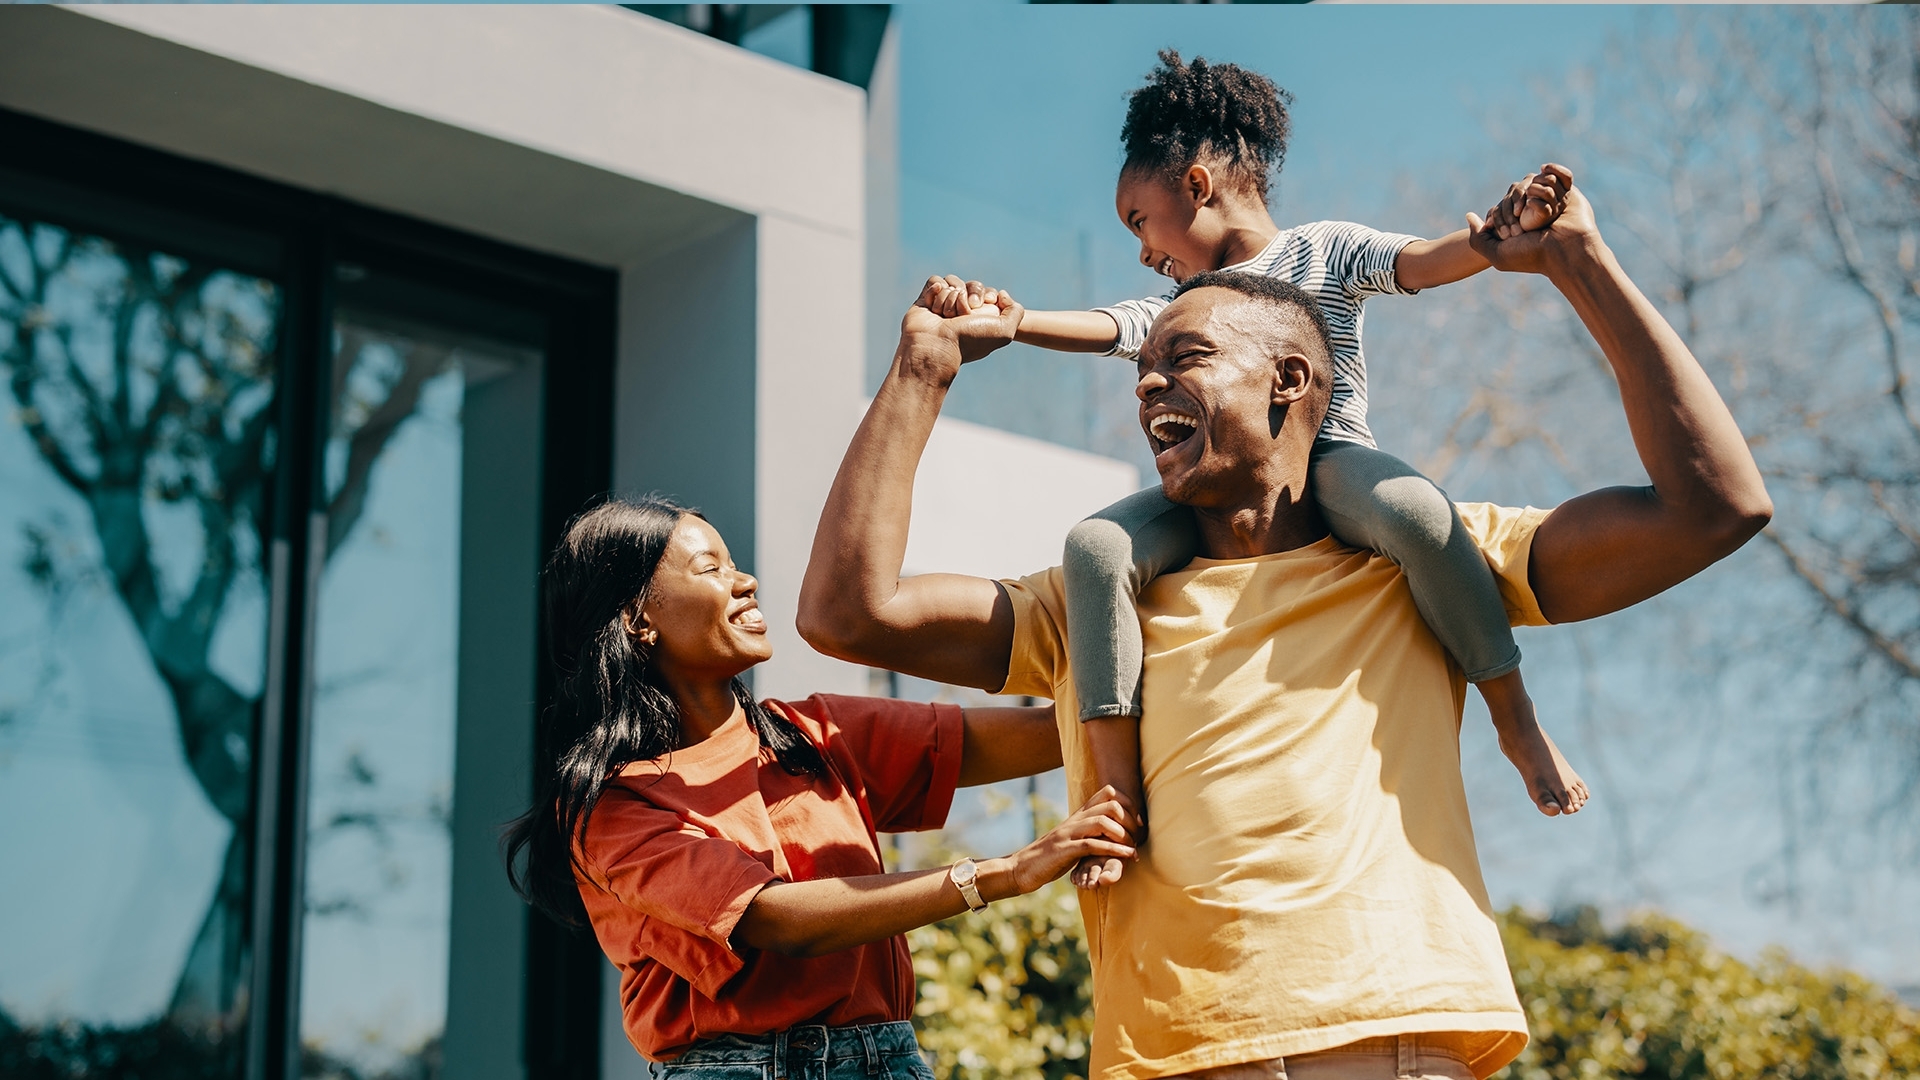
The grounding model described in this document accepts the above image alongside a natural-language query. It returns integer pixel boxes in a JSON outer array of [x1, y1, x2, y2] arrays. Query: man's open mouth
[[1148, 411, 1199, 454], [1156, 256, 1176, 280]]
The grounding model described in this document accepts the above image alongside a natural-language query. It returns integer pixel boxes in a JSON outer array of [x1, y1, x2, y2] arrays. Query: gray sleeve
[[1092, 292, 1174, 359], [1312, 220, 1425, 299]]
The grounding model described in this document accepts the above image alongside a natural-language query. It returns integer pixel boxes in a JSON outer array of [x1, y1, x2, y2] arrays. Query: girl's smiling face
[[1116, 165, 1224, 285]]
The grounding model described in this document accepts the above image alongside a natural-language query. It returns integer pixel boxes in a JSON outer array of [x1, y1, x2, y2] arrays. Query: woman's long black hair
[[504, 496, 826, 925], [1121, 49, 1293, 202]]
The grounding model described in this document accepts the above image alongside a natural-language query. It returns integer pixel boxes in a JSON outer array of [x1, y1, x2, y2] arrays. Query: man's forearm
[[1396, 229, 1490, 291], [798, 337, 949, 646], [796, 335, 1015, 689], [1016, 309, 1121, 353]]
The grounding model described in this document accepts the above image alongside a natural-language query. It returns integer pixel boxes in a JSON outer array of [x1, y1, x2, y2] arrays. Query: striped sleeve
[[1309, 220, 1424, 300], [1094, 290, 1175, 359]]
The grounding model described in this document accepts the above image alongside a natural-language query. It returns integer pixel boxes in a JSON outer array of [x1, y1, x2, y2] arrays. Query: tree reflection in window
[[0, 211, 278, 1072]]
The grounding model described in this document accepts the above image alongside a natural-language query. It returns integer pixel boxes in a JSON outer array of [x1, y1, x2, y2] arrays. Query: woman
[[506, 497, 1134, 1079]]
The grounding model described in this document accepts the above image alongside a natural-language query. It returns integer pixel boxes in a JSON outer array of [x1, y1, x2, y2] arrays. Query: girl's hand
[[1069, 784, 1144, 889], [922, 275, 1004, 318], [1490, 164, 1575, 238], [1007, 785, 1138, 895]]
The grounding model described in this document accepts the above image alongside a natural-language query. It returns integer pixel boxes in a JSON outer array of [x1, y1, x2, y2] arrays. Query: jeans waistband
[[674, 1021, 921, 1077]]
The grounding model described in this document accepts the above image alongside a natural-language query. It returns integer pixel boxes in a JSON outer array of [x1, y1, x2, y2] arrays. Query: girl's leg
[[1063, 486, 1194, 888], [1309, 440, 1519, 681], [1062, 485, 1200, 720], [1310, 440, 1587, 816]]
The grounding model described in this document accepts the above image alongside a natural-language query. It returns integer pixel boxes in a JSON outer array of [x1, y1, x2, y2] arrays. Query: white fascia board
[[905, 414, 1142, 583], [63, 4, 865, 239]]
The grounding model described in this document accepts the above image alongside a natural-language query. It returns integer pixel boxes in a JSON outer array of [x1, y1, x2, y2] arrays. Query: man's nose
[[1139, 242, 1156, 269], [1136, 368, 1167, 401]]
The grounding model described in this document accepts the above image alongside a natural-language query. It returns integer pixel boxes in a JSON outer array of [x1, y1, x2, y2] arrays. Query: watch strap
[[950, 859, 989, 913]]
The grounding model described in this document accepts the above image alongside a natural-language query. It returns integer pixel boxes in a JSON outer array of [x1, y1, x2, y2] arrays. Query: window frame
[[0, 105, 616, 1080]]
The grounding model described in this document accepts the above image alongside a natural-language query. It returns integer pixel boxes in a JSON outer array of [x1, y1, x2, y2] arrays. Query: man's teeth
[[1149, 413, 1198, 442]]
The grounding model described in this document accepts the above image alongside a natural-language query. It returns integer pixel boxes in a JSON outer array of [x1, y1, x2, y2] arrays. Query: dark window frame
[[0, 106, 615, 1080]]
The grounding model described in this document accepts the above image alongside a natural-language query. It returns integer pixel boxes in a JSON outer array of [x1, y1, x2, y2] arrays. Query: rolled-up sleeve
[[583, 794, 778, 990], [994, 568, 1069, 700], [808, 695, 965, 832], [1456, 501, 1553, 627]]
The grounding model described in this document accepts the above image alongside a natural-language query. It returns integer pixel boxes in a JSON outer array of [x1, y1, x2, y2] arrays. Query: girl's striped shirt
[[1096, 220, 1420, 449]]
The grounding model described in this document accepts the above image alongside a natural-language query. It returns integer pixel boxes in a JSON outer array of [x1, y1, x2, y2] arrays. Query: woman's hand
[[997, 785, 1140, 897]]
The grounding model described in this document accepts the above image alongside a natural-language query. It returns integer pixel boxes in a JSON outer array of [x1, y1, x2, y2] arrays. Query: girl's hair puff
[[1121, 49, 1293, 202]]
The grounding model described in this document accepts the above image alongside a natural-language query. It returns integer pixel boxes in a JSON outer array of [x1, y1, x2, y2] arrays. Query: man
[[797, 187, 1769, 1080]]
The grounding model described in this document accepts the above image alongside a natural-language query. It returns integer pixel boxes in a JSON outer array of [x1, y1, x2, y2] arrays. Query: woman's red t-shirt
[[574, 694, 964, 1060]]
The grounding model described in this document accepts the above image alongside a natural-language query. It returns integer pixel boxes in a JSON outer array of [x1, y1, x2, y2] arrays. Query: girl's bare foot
[[1477, 669, 1590, 816]]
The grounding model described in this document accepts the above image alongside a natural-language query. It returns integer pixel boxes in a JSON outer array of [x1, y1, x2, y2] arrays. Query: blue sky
[[888, 4, 1920, 995], [889, 4, 1650, 470]]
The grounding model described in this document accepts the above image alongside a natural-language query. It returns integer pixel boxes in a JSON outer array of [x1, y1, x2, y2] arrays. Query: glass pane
[[0, 209, 281, 1075], [298, 282, 543, 1080]]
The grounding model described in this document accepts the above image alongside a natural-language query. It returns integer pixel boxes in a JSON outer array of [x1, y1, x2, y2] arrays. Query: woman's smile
[[729, 600, 767, 633]]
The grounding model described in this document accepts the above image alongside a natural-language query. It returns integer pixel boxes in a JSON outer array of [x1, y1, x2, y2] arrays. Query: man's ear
[[1184, 163, 1216, 209], [1272, 352, 1314, 407]]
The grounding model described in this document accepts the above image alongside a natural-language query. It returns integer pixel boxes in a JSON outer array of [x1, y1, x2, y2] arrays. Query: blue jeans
[[659, 1021, 934, 1080]]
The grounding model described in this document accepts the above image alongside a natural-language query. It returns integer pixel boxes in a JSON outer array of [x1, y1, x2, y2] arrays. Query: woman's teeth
[[731, 608, 765, 630], [1149, 412, 1199, 448]]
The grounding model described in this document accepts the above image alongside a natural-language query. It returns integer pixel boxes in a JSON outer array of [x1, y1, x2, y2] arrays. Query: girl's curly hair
[[1121, 49, 1293, 202]]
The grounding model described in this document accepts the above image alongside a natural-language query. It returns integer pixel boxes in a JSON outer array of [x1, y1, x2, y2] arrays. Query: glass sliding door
[[0, 207, 281, 1076], [0, 110, 612, 1080], [295, 266, 545, 1080]]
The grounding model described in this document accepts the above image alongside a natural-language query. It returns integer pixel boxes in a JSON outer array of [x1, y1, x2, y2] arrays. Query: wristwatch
[[949, 858, 989, 913]]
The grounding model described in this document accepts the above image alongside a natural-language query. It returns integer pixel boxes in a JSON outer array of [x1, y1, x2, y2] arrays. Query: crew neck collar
[[1184, 533, 1346, 568]]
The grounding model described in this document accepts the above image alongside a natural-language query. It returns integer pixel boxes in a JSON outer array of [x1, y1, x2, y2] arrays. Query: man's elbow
[[794, 602, 880, 665], [1705, 484, 1774, 555]]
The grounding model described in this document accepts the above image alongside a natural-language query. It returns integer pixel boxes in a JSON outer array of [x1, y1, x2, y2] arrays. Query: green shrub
[[910, 901, 1920, 1080]]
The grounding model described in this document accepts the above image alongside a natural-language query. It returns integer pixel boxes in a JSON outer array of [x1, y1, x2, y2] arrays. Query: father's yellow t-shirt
[[997, 502, 1550, 1080]]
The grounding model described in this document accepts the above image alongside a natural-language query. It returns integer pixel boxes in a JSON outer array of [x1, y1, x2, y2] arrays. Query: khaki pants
[[1181, 1036, 1475, 1080]]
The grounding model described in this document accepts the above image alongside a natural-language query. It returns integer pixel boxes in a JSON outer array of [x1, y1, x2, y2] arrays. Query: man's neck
[[1190, 476, 1330, 559]]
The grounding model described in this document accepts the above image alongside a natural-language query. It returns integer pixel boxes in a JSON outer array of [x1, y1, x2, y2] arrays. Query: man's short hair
[[1172, 271, 1335, 371]]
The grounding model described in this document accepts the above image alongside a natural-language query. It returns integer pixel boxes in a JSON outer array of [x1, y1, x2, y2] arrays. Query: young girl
[[941, 51, 1586, 888]]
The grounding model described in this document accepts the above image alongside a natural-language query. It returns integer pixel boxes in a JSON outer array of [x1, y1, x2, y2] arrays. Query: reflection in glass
[[0, 210, 280, 1075], [298, 298, 538, 1080]]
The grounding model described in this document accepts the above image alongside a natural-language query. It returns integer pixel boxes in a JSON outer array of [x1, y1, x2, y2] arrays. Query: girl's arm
[[731, 786, 1135, 958], [1016, 309, 1122, 353], [1397, 167, 1577, 291], [1395, 228, 1490, 291], [922, 278, 1119, 353]]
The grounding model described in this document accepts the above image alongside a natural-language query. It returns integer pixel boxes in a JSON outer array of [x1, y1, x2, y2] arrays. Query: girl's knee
[[1064, 516, 1139, 581], [1372, 476, 1459, 555]]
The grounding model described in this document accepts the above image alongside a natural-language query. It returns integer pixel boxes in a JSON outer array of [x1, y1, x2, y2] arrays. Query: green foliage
[[911, 879, 1094, 1080], [1499, 907, 1920, 1080], [909, 898, 1920, 1080]]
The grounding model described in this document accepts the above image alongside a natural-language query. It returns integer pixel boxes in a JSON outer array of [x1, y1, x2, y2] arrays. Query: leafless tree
[[1366, 8, 1920, 916]]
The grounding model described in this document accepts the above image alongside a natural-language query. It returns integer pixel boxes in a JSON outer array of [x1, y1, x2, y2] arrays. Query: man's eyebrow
[[1144, 329, 1215, 356]]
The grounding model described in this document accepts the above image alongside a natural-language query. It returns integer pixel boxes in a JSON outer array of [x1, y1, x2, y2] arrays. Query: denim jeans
[[658, 1021, 934, 1080]]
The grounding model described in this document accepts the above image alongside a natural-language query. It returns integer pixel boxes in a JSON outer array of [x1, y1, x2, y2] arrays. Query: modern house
[[0, 7, 1134, 1080]]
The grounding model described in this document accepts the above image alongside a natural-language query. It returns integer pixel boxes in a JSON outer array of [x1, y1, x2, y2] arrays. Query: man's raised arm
[[796, 279, 1026, 690], [1467, 180, 1773, 623]]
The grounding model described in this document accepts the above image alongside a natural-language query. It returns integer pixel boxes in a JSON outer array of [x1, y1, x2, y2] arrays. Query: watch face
[[952, 858, 977, 885]]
